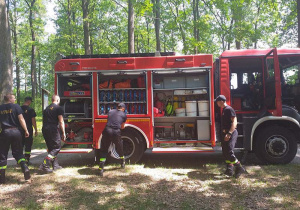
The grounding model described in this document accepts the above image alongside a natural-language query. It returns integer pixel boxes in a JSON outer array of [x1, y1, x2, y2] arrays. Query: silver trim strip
[[250, 116, 300, 150]]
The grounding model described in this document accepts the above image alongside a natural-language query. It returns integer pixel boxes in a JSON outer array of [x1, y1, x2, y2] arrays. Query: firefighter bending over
[[39, 95, 66, 173], [0, 93, 31, 184], [98, 103, 127, 177], [215, 95, 246, 178]]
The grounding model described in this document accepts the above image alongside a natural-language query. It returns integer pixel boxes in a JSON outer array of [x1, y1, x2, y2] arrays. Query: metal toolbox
[[163, 77, 185, 89]]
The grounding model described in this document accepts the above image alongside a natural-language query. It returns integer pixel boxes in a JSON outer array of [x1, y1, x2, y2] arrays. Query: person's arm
[[18, 114, 29, 137], [58, 115, 66, 141], [121, 122, 126, 129], [224, 116, 237, 141], [32, 117, 38, 136]]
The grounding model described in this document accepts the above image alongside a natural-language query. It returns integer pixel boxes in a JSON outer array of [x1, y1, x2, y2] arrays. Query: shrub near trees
[[0, 0, 299, 113]]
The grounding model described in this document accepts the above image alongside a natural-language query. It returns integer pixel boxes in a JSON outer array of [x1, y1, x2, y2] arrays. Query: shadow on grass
[[2, 163, 300, 209]]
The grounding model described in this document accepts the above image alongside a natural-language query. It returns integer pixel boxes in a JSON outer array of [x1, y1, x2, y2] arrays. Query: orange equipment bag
[[99, 80, 113, 89], [113, 79, 131, 88]]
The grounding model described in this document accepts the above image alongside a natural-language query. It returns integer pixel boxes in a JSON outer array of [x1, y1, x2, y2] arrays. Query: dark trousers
[[22, 128, 33, 155], [99, 127, 124, 160], [42, 125, 61, 157], [221, 130, 238, 163], [0, 129, 25, 167]]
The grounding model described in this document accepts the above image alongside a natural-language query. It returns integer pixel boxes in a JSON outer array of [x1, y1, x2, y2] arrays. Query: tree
[[82, 0, 91, 54], [128, 0, 134, 53], [0, 0, 13, 102], [152, 0, 160, 52]]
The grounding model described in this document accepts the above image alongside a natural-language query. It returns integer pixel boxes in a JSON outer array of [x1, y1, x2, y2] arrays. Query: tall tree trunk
[[38, 49, 41, 96], [193, 0, 200, 54], [152, 0, 161, 52], [128, 0, 134, 54], [11, 0, 21, 104], [82, 0, 91, 55], [297, 0, 300, 47], [0, 0, 13, 102], [28, 0, 37, 101]]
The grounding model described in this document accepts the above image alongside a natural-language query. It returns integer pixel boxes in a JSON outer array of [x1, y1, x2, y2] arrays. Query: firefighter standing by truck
[[0, 94, 31, 184], [98, 103, 127, 177], [215, 95, 246, 178], [39, 95, 66, 173], [21, 97, 38, 164]]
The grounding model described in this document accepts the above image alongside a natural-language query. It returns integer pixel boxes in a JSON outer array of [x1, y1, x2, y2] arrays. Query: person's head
[[118, 103, 126, 112], [4, 93, 16, 104], [52, 95, 60, 105], [24, 96, 33, 105], [214, 95, 226, 108]]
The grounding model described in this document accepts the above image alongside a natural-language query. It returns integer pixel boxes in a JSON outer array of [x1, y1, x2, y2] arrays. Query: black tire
[[254, 126, 297, 164], [108, 129, 146, 164]]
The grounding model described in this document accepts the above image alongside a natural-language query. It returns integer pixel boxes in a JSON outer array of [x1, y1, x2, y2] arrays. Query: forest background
[[0, 0, 299, 115]]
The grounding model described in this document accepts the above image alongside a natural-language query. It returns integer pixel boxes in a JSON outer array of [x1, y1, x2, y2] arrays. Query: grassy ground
[[2, 118, 299, 209], [1, 161, 300, 209]]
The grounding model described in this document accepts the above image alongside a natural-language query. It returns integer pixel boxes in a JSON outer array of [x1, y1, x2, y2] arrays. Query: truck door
[[263, 48, 282, 116]]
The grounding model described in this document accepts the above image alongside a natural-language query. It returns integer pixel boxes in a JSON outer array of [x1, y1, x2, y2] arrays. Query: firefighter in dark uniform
[[98, 103, 127, 177], [39, 95, 66, 173], [215, 95, 245, 178], [21, 97, 38, 164], [0, 94, 31, 184]]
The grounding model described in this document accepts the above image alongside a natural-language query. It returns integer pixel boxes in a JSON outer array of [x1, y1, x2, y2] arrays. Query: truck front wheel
[[254, 126, 297, 164]]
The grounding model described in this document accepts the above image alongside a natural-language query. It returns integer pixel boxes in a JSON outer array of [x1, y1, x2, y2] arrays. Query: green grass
[[1, 163, 300, 210]]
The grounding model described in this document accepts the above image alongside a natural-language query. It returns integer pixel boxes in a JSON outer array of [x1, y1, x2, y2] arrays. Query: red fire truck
[[55, 48, 300, 164]]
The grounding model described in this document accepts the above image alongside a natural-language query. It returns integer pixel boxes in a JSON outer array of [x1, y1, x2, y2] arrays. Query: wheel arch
[[251, 116, 300, 151], [123, 124, 149, 148]]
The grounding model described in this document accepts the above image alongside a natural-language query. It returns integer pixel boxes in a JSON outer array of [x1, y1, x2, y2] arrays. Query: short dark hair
[[4, 93, 14, 102], [24, 96, 33, 102]]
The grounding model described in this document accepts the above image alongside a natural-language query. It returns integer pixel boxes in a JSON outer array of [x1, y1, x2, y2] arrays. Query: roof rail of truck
[[62, 52, 176, 59]]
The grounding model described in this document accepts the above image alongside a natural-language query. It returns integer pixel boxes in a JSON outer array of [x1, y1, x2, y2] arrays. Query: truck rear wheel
[[254, 126, 297, 164], [108, 129, 146, 164]]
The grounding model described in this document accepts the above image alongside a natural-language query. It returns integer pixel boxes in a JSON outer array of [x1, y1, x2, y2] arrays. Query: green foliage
[[6, 0, 299, 99]]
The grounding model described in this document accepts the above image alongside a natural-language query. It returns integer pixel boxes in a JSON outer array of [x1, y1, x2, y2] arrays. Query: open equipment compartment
[[152, 69, 211, 141]]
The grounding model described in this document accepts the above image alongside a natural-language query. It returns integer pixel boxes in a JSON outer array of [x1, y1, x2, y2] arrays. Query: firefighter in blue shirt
[[0, 93, 31, 184], [215, 95, 246, 178], [98, 103, 127, 177]]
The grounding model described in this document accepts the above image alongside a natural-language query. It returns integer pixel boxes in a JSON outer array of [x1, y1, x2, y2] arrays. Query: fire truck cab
[[54, 48, 300, 164], [215, 48, 300, 164]]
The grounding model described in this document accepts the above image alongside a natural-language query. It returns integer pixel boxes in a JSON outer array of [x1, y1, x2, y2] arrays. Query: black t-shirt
[[0, 103, 23, 129], [21, 105, 37, 128], [43, 103, 64, 126], [106, 109, 127, 129], [221, 105, 236, 130]]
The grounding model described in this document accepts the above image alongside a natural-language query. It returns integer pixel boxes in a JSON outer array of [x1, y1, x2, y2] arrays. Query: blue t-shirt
[[106, 109, 127, 129]]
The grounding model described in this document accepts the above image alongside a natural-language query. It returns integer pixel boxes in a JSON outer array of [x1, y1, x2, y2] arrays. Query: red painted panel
[[219, 58, 231, 105], [193, 54, 213, 67], [108, 58, 135, 70], [135, 57, 167, 69], [166, 56, 194, 68]]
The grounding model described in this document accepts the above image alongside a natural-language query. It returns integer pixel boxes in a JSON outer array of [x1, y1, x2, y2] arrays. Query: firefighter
[[98, 103, 127, 177], [39, 95, 66, 173], [0, 93, 31, 184], [215, 95, 246, 178], [21, 97, 38, 164]]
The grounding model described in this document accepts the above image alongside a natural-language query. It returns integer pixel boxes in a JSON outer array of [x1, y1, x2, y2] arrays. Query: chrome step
[[152, 146, 214, 153], [59, 148, 93, 153]]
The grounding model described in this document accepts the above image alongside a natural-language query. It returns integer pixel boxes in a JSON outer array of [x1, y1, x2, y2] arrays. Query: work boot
[[20, 161, 31, 181], [120, 158, 125, 169], [39, 157, 53, 173], [223, 164, 234, 176], [98, 161, 105, 177], [52, 158, 63, 171], [0, 169, 5, 184], [234, 162, 246, 178], [25, 154, 31, 165]]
